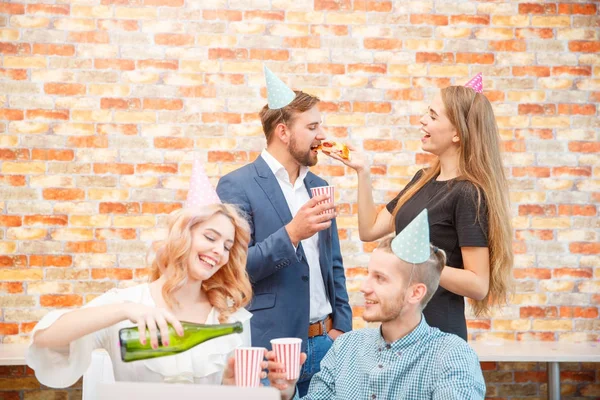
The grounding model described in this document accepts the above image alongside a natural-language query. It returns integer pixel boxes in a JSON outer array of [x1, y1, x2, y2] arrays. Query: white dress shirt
[[261, 149, 332, 323]]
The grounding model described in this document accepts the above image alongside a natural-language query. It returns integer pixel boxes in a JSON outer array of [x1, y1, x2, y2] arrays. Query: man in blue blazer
[[216, 75, 352, 396]]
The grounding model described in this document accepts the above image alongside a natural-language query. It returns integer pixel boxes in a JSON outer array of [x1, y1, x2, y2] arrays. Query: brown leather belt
[[308, 315, 333, 338]]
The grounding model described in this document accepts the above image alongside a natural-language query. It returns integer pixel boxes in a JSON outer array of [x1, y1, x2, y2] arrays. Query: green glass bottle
[[119, 321, 243, 362]]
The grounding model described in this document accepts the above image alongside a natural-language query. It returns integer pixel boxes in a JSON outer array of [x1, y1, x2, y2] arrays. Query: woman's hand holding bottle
[[122, 303, 184, 349]]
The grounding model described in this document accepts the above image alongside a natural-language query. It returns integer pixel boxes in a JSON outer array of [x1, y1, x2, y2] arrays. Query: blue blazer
[[216, 156, 352, 351]]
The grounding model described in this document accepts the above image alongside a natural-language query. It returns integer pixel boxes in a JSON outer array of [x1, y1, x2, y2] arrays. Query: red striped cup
[[270, 338, 302, 380], [234, 347, 266, 387], [310, 186, 335, 214]]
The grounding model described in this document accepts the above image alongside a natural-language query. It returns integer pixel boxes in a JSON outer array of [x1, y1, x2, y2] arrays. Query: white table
[[0, 343, 28, 365], [471, 341, 600, 400]]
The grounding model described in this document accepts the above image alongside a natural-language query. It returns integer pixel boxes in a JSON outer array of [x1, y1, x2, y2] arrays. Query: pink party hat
[[185, 158, 221, 208], [464, 73, 483, 93]]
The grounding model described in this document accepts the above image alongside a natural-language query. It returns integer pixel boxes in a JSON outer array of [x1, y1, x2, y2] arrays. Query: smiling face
[[187, 212, 235, 282], [360, 249, 411, 324], [419, 92, 459, 157], [286, 105, 326, 167]]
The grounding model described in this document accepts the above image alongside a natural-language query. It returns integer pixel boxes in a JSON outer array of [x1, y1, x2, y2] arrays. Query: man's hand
[[222, 356, 268, 386], [286, 195, 336, 247], [327, 329, 344, 341], [266, 350, 308, 400]]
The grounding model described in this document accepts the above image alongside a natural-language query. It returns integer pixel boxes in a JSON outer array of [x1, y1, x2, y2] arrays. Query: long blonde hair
[[392, 86, 514, 316], [150, 204, 252, 322]]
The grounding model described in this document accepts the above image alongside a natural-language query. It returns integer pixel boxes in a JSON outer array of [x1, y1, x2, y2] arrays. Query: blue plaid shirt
[[295, 317, 485, 400]]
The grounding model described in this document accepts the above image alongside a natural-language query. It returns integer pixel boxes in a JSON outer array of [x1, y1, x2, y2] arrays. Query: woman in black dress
[[329, 84, 513, 341]]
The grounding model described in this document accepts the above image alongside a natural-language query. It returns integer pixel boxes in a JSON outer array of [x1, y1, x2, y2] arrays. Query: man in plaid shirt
[[265, 210, 486, 400]]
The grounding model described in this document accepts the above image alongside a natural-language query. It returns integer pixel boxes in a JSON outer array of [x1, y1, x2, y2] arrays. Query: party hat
[[185, 158, 221, 208], [464, 73, 483, 93], [391, 209, 430, 264], [264, 66, 296, 110]]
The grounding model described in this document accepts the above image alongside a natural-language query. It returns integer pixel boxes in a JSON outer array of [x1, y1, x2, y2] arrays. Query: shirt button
[[371, 395, 376, 399], [378, 347, 382, 352], [378, 364, 383, 369], [385, 344, 391, 350]]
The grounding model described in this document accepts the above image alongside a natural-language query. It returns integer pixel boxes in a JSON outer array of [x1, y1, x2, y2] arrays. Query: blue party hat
[[391, 209, 430, 264], [264, 66, 296, 110]]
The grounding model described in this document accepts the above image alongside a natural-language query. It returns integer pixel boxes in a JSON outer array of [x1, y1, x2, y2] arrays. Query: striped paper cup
[[310, 186, 335, 214], [270, 338, 302, 380], [234, 347, 266, 387]]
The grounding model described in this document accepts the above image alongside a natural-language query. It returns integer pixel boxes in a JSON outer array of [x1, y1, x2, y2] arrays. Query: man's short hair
[[259, 91, 320, 144], [377, 236, 447, 310]]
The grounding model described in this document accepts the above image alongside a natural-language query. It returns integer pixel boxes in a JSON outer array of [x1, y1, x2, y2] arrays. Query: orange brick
[[310, 25, 349, 36], [515, 229, 554, 241], [100, 98, 141, 110], [0, 175, 26, 186], [32, 44, 74, 56], [92, 268, 133, 280], [23, 215, 68, 226], [208, 48, 248, 60], [0, 43, 30, 55], [519, 3, 557, 14], [513, 167, 551, 177], [348, 64, 387, 74], [410, 14, 448, 25], [42, 188, 85, 201], [467, 320, 491, 330], [0, 323, 19, 335], [97, 124, 138, 136], [353, 102, 391, 113], [249, 49, 289, 61], [93, 163, 134, 175], [363, 140, 402, 152], [364, 38, 402, 50], [516, 28, 554, 39], [95, 59, 135, 71], [386, 89, 424, 101], [515, 128, 553, 140], [68, 31, 110, 44], [503, 141, 527, 152], [202, 112, 241, 124], [515, 371, 547, 383], [26, 4, 70, 15], [514, 268, 552, 279], [0, 109, 24, 121], [557, 204, 596, 215], [517, 332, 556, 341], [569, 41, 600, 53], [489, 40, 526, 51], [283, 37, 321, 48], [205, 74, 246, 85], [354, 0, 391, 12], [142, 98, 183, 110], [517, 104, 555, 115], [29, 255, 72, 267], [203, 9, 242, 21], [98, 19, 139, 31], [450, 15, 490, 25], [137, 59, 178, 70], [96, 228, 137, 240], [552, 66, 592, 76], [67, 136, 109, 148], [40, 295, 83, 307], [569, 142, 600, 153], [178, 86, 217, 98], [244, 10, 285, 21], [144, 0, 183, 5], [513, 66, 551, 77], [141, 202, 182, 214], [20, 322, 37, 334], [318, 101, 351, 112], [99, 202, 140, 214], [136, 164, 178, 174], [417, 52, 454, 64], [569, 242, 600, 254], [0, 216, 22, 227], [559, 4, 597, 15], [518, 204, 556, 216], [0, 255, 27, 268], [65, 241, 107, 253], [553, 268, 593, 278], [0, 68, 28, 80], [44, 83, 85, 96], [0, 3, 25, 14], [208, 151, 248, 162], [558, 104, 596, 115], [0, 282, 24, 293], [26, 109, 69, 120], [154, 33, 194, 46], [520, 306, 558, 318], [314, 0, 351, 11]]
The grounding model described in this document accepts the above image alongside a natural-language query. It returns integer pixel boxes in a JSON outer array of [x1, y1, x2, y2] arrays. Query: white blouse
[[26, 283, 252, 388]]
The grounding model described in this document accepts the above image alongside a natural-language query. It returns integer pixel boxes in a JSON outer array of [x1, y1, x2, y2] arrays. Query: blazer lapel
[[253, 156, 293, 225]]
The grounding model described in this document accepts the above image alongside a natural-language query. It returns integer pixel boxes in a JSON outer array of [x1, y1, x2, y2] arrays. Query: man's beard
[[289, 132, 317, 167], [363, 290, 407, 323]]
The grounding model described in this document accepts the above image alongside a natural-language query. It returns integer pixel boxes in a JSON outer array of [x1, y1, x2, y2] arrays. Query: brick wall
[[0, 0, 599, 398]]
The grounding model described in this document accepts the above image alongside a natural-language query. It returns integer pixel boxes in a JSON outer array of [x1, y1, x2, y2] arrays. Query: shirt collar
[[377, 315, 431, 352], [261, 149, 309, 185]]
